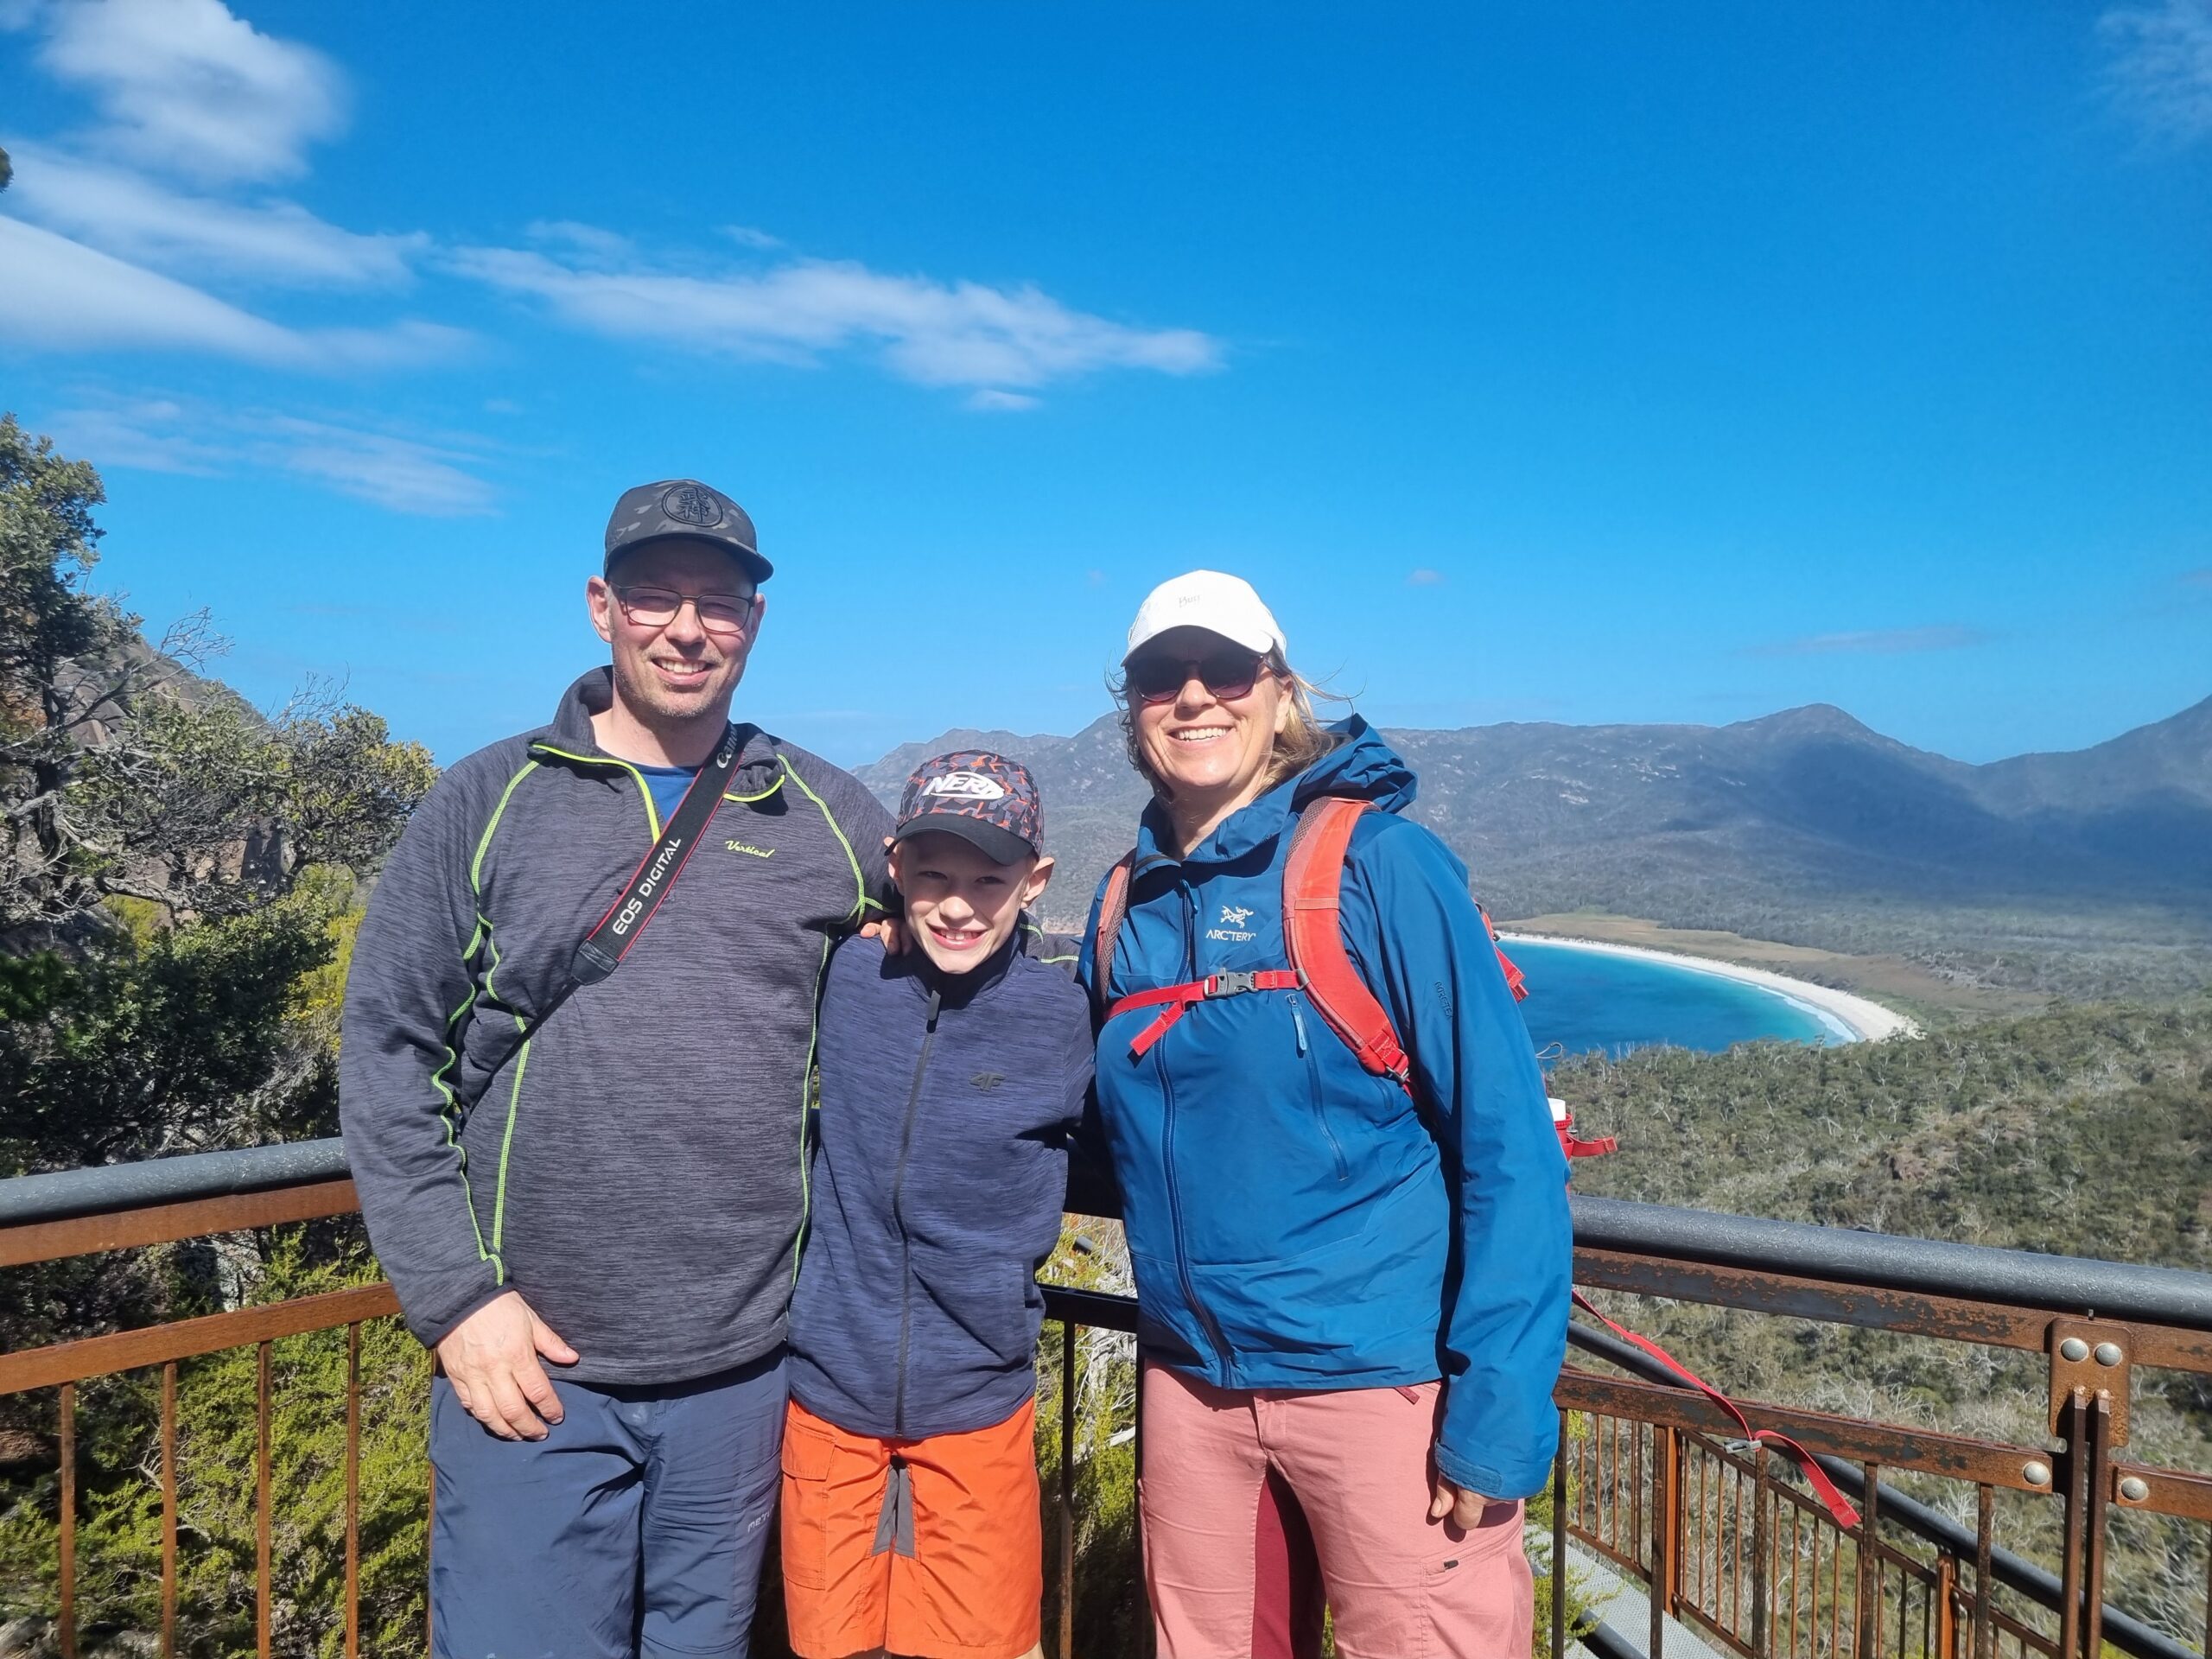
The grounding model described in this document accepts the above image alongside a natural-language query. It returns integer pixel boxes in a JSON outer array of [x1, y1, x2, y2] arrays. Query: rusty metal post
[[1751, 1442, 1770, 1659], [1553, 1417, 1569, 1659], [1973, 1484, 1994, 1659], [1936, 1555, 1959, 1659], [346, 1324, 361, 1659], [257, 1340, 272, 1659], [2057, 1392, 2087, 1659], [1855, 1464, 1882, 1659], [58, 1382, 76, 1659], [162, 1361, 178, 1659], [1652, 1424, 1680, 1659], [2082, 1397, 2113, 1659], [1058, 1322, 1077, 1659]]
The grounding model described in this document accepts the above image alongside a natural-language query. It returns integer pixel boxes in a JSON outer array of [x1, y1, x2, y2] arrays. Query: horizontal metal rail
[[11, 1140, 2212, 1330]]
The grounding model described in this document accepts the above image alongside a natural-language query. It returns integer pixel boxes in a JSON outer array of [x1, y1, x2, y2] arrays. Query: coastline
[[1497, 931, 1923, 1043]]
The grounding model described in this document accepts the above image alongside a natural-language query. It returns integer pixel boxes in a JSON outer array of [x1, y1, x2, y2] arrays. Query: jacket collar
[[526, 667, 784, 792]]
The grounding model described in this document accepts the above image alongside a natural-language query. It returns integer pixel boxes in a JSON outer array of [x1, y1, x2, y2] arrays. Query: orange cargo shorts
[[780, 1395, 1042, 1659]]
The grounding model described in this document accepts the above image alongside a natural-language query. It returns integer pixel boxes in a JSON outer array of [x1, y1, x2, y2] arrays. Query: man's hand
[[435, 1291, 578, 1441], [1428, 1472, 1495, 1530]]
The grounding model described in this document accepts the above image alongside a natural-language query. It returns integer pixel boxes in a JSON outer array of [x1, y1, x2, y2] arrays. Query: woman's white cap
[[1124, 569, 1287, 664]]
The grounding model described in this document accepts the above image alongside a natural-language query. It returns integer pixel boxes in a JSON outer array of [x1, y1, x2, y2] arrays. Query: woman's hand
[[1428, 1472, 1494, 1529]]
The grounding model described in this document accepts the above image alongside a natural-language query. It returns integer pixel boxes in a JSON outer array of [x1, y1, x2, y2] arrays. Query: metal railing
[[1, 1141, 2208, 1659]]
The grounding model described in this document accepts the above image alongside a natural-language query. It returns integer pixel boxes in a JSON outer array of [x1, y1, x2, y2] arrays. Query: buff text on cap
[[604, 479, 772, 585], [893, 752, 1044, 867], [1123, 570, 1286, 664]]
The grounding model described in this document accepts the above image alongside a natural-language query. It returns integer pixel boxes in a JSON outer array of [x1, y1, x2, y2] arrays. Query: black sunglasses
[[613, 585, 760, 638], [1125, 649, 1269, 706]]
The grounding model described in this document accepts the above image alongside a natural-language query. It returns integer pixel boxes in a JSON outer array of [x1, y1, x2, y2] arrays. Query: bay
[[1508, 939, 1846, 1058]]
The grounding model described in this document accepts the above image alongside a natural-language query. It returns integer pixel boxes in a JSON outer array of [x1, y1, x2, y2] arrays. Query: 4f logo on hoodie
[[1208, 903, 1258, 944]]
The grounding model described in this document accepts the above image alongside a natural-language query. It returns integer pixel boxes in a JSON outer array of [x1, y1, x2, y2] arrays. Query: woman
[[1080, 570, 1571, 1659]]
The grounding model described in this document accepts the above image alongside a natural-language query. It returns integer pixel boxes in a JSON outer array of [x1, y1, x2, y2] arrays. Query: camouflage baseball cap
[[604, 479, 772, 583], [894, 752, 1044, 865]]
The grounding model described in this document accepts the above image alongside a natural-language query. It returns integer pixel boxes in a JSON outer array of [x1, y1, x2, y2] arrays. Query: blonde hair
[[1114, 649, 1345, 804]]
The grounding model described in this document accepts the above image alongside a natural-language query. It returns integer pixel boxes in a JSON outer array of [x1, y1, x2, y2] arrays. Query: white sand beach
[[1497, 932, 1923, 1044]]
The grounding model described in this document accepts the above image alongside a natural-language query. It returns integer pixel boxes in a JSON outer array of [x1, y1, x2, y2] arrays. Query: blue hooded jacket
[[1079, 718, 1571, 1500]]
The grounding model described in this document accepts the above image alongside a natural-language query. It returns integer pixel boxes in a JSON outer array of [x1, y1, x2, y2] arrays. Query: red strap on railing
[[1109, 969, 1302, 1057], [1573, 1290, 1860, 1529]]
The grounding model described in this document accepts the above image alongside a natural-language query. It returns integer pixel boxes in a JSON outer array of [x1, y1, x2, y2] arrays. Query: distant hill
[[861, 697, 2212, 969]]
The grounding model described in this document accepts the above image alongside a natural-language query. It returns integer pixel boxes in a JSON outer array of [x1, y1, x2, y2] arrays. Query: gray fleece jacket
[[339, 667, 893, 1384]]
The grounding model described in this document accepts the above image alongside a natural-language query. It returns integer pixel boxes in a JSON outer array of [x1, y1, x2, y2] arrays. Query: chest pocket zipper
[[1291, 999, 1350, 1182]]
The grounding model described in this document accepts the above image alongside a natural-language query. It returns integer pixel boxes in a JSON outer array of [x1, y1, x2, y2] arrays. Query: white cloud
[[525, 219, 635, 262], [0, 215, 468, 368], [449, 244, 1222, 392], [0, 213, 303, 359], [966, 389, 1041, 412], [4, 143, 422, 286], [2101, 0, 2212, 143], [1407, 568, 1446, 586], [48, 397, 499, 516], [724, 225, 785, 250], [36, 0, 346, 182]]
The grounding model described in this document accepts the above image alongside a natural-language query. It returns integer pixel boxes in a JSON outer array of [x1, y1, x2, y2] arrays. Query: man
[[340, 479, 894, 1659]]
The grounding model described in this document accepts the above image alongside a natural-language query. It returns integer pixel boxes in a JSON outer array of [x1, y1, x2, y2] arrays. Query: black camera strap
[[467, 723, 747, 1106]]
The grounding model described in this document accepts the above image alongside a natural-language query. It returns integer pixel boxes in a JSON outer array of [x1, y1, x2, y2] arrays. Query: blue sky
[[3, 0, 2208, 767]]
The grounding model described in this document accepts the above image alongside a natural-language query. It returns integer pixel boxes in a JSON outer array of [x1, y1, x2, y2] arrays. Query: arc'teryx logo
[[1206, 901, 1258, 944]]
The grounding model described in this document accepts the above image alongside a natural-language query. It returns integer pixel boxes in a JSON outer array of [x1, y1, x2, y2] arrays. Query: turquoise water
[[1507, 939, 1846, 1058]]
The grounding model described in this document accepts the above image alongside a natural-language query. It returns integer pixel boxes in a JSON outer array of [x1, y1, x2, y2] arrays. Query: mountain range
[[855, 696, 2212, 933]]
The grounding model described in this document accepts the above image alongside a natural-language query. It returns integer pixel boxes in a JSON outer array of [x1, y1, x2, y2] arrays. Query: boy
[[783, 752, 1092, 1659]]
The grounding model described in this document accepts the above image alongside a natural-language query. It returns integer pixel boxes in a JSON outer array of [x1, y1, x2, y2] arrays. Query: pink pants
[[1141, 1359, 1533, 1659]]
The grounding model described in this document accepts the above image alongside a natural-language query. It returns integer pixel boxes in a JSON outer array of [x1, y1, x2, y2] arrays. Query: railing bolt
[[2059, 1338, 2089, 1362], [2093, 1341, 2123, 1367], [2119, 1476, 2149, 1503], [2023, 1460, 2052, 1487]]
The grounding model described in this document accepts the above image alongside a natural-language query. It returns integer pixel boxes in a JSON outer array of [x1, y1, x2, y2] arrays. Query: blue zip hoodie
[[787, 925, 1093, 1440], [1079, 718, 1570, 1500]]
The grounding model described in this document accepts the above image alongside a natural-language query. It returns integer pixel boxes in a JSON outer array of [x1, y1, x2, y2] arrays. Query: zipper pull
[[1291, 1002, 1309, 1056], [925, 988, 941, 1030]]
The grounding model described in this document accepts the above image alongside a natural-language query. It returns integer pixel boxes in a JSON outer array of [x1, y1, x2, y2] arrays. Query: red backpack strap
[[1479, 906, 1529, 1003], [1282, 798, 1414, 1092], [1090, 850, 1136, 1021]]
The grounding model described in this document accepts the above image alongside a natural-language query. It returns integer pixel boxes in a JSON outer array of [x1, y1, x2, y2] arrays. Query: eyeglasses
[[613, 585, 760, 638], [1125, 649, 1269, 706]]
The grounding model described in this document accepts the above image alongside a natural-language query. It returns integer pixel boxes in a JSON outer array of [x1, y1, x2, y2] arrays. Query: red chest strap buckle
[[1108, 969, 1303, 1058]]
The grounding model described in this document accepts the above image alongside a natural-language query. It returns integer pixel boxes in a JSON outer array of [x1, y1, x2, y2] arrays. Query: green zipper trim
[[429, 918, 501, 1281], [481, 923, 532, 1253], [726, 775, 785, 804], [780, 758, 868, 923], [472, 760, 541, 892], [532, 743, 661, 837]]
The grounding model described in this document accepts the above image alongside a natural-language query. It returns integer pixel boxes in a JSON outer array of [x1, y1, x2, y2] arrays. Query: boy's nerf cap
[[894, 752, 1043, 866]]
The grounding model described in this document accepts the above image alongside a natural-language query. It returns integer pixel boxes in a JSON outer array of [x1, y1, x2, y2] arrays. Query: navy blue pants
[[429, 1351, 786, 1659]]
